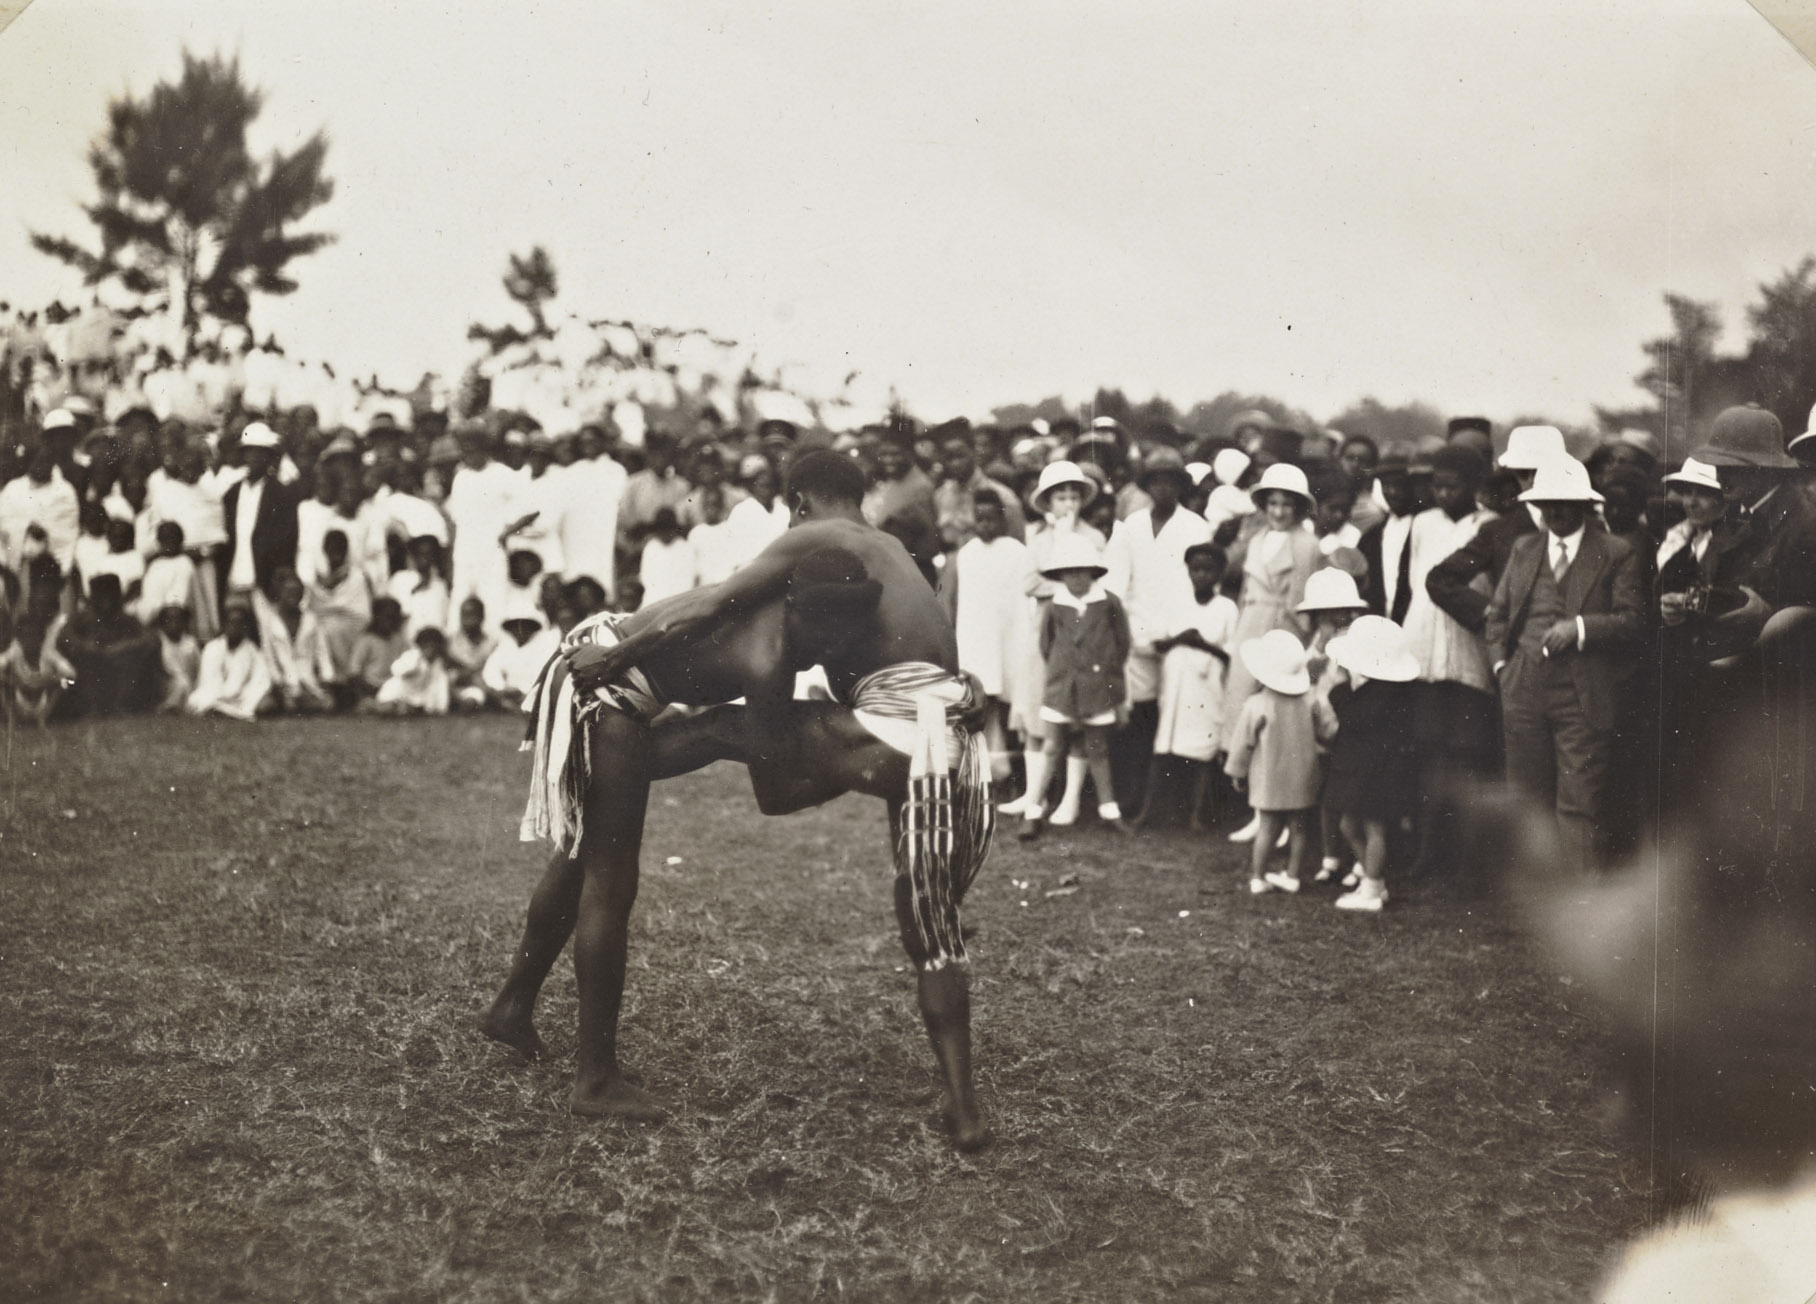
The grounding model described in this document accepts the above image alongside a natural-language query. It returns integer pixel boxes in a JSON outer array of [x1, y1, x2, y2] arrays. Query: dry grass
[[2, 714, 1652, 1301]]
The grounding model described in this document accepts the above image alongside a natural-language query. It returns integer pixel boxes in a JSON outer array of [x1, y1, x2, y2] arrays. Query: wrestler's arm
[[566, 527, 824, 686]]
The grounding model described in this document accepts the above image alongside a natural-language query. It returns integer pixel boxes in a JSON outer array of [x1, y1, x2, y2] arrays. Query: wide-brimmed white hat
[[1028, 460, 1099, 514], [1038, 531, 1108, 579], [1212, 447, 1251, 487], [239, 421, 282, 450], [42, 408, 77, 433], [1296, 567, 1366, 613], [1663, 457, 1723, 493], [1249, 462, 1313, 509], [1788, 402, 1816, 457], [1500, 425, 1567, 470], [1185, 460, 1213, 488], [1239, 629, 1311, 696], [1327, 615, 1420, 683], [1518, 456, 1603, 504]]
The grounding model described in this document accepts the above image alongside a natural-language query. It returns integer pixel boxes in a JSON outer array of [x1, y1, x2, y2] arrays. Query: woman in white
[[999, 461, 1107, 817]]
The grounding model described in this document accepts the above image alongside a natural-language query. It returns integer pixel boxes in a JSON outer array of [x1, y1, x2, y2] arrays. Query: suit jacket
[[221, 475, 300, 601], [1426, 509, 1536, 634], [1484, 524, 1644, 731], [1039, 590, 1131, 721]]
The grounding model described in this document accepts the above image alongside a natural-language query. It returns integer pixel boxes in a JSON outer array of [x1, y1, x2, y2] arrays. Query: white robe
[[1401, 506, 1497, 693], [505, 467, 568, 577], [951, 534, 1030, 699], [556, 456, 627, 595], [187, 636, 271, 721], [1154, 592, 1238, 761]]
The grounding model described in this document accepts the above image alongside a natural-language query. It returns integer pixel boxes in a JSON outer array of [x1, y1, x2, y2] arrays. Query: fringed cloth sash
[[848, 663, 996, 970], [518, 612, 666, 852]]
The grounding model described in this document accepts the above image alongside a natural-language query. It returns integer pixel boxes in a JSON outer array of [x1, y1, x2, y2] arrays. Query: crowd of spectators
[[5, 383, 1815, 904]]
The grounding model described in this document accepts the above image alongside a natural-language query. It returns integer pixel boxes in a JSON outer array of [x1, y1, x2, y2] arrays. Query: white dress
[[186, 636, 272, 721], [1103, 505, 1213, 702], [1153, 592, 1239, 761], [951, 534, 1031, 700]]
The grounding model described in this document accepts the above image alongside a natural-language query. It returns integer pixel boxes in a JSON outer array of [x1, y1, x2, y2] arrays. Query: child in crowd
[[637, 508, 696, 607], [567, 576, 608, 621], [306, 528, 372, 695], [1137, 542, 1237, 829], [941, 489, 1030, 781], [1019, 533, 1132, 839], [186, 600, 271, 721], [613, 575, 645, 615], [371, 626, 451, 715], [1223, 629, 1337, 894], [345, 597, 410, 705], [263, 569, 335, 713], [447, 596, 497, 710], [537, 573, 573, 634], [483, 600, 558, 710], [72, 501, 111, 596], [138, 521, 199, 628], [690, 484, 743, 586], [1294, 566, 1370, 881], [1322, 616, 1422, 911], [153, 604, 201, 712], [85, 515, 147, 609], [0, 609, 76, 728], [387, 534, 450, 640]]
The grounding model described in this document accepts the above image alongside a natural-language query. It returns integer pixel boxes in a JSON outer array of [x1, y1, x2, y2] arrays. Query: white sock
[[1050, 756, 1088, 822]]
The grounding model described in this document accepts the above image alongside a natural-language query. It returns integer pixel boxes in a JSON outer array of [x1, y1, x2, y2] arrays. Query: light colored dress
[[376, 647, 450, 714], [186, 636, 272, 721], [1223, 684, 1338, 811], [1219, 524, 1321, 741], [307, 566, 372, 682], [1154, 592, 1238, 761], [949, 533, 1031, 700]]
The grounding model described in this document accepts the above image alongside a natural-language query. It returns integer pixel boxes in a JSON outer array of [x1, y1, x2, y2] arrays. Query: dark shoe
[[1016, 816, 1043, 843]]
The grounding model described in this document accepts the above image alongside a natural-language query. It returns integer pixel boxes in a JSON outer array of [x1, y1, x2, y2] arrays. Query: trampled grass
[[2, 715, 1651, 1301]]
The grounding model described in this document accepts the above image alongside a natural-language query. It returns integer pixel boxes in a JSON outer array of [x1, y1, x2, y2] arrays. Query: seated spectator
[[1, 608, 77, 728], [56, 572, 161, 716], [71, 501, 111, 596], [345, 597, 411, 704], [447, 596, 497, 710], [185, 600, 272, 721], [306, 528, 372, 691], [137, 520, 200, 627], [636, 509, 696, 608], [153, 604, 201, 713], [263, 569, 335, 713], [482, 600, 558, 710], [386, 534, 450, 640], [370, 626, 452, 716]]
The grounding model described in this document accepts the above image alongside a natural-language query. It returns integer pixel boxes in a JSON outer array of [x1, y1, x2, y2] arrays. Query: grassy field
[[1, 714, 1654, 1302]]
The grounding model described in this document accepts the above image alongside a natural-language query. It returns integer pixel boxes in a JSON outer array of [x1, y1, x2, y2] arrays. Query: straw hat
[[1500, 425, 1567, 470], [1518, 456, 1603, 503], [1296, 567, 1367, 613], [1248, 462, 1314, 509], [1327, 615, 1420, 683], [1239, 629, 1311, 696], [1028, 460, 1099, 514], [1038, 531, 1108, 579], [1663, 457, 1723, 494], [1693, 403, 1794, 469]]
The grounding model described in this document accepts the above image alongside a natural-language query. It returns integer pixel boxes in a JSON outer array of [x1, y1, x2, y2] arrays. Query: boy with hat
[[1020, 533, 1133, 838], [1484, 457, 1645, 873]]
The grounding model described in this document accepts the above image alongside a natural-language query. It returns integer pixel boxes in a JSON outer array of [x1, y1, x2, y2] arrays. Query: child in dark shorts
[[1322, 615, 1422, 911]]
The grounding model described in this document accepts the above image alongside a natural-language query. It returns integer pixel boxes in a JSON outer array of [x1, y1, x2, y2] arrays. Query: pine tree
[[29, 51, 334, 355]]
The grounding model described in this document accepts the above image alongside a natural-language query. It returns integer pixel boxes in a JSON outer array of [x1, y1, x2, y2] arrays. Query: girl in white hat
[[1220, 462, 1323, 842], [1222, 628, 1338, 893], [999, 462, 1107, 819], [1322, 616, 1422, 910], [1016, 533, 1133, 838]]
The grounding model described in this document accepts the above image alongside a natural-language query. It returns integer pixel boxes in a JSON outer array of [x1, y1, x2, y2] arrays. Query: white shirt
[[556, 456, 627, 593], [638, 535, 698, 607], [1549, 525, 1585, 575], [1103, 506, 1212, 648], [228, 475, 267, 590]]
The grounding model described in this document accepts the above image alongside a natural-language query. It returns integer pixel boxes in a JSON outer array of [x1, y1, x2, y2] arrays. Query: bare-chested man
[[479, 451, 994, 1150]]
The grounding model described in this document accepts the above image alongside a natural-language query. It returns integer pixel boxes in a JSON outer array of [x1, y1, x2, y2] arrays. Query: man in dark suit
[[1485, 456, 1645, 873], [221, 421, 300, 613], [1425, 424, 1567, 635]]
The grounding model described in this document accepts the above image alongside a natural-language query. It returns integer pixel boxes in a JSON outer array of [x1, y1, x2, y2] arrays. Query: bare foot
[[942, 1099, 992, 1152], [476, 1003, 546, 1061], [571, 1075, 666, 1122]]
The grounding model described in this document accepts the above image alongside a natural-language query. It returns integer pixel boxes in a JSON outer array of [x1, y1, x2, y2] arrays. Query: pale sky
[[2, 0, 1813, 425]]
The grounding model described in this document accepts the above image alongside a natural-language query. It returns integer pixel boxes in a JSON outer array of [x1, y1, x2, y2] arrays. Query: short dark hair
[[155, 519, 185, 548], [786, 449, 866, 507], [1339, 433, 1379, 461], [1183, 543, 1228, 573]]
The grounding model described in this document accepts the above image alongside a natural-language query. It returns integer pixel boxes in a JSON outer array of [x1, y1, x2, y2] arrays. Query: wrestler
[[480, 450, 994, 1150]]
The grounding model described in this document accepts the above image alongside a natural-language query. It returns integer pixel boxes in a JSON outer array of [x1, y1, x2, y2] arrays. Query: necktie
[[1552, 538, 1570, 584], [1390, 529, 1413, 623]]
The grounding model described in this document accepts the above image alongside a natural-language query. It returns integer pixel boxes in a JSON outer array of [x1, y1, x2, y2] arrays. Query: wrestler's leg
[[890, 801, 990, 1152], [478, 849, 582, 1060], [570, 711, 663, 1120]]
